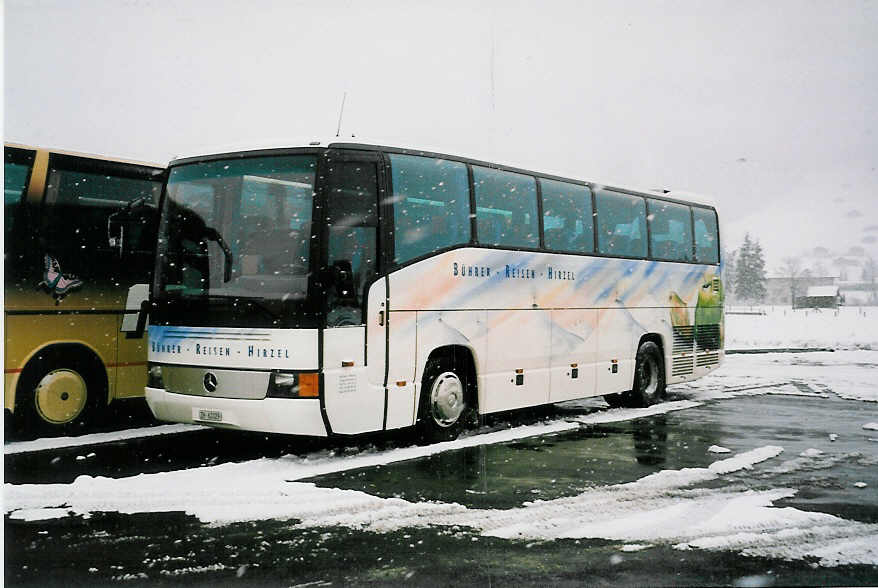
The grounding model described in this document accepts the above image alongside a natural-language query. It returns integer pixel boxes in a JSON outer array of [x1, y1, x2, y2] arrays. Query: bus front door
[[320, 152, 389, 434]]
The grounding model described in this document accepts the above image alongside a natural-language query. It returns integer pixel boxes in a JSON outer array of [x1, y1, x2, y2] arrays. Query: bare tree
[[779, 256, 802, 305], [865, 256, 878, 305]]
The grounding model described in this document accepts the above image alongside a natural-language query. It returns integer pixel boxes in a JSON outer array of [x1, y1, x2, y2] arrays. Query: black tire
[[630, 341, 666, 407], [13, 346, 106, 437], [416, 356, 474, 444]]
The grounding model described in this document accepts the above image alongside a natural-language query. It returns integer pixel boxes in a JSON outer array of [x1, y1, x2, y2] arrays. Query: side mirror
[[332, 260, 356, 301], [108, 216, 125, 256], [107, 196, 156, 258]]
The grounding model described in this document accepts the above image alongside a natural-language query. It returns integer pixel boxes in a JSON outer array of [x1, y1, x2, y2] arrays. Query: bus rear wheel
[[603, 341, 666, 408], [417, 357, 473, 444], [14, 347, 104, 437], [631, 341, 665, 407]]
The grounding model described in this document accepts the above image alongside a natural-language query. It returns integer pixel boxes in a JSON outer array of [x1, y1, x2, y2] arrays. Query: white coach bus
[[145, 141, 723, 441]]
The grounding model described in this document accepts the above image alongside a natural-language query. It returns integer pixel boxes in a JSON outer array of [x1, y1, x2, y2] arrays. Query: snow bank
[[4, 424, 206, 455], [726, 306, 878, 351], [7, 444, 878, 567], [567, 400, 702, 425]]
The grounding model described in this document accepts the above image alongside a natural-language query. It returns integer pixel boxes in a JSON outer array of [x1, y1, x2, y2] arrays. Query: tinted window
[[5, 161, 30, 204], [541, 179, 594, 253], [648, 199, 693, 262], [473, 167, 538, 248], [325, 159, 379, 325], [389, 154, 470, 264], [4, 148, 36, 279], [5, 160, 31, 237], [693, 207, 719, 264], [42, 163, 162, 278], [595, 189, 647, 258]]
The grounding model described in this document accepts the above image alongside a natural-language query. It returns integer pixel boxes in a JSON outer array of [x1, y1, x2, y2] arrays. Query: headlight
[[267, 371, 319, 398], [147, 364, 164, 388]]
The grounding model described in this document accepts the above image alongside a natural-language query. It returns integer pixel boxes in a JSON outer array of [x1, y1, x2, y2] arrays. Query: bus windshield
[[156, 154, 317, 307]]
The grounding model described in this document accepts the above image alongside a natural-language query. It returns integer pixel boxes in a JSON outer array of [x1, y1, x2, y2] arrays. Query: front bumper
[[145, 387, 328, 437]]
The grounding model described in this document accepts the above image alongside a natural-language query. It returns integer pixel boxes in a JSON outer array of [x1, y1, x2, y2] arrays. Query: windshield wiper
[[204, 227, 233, 282]]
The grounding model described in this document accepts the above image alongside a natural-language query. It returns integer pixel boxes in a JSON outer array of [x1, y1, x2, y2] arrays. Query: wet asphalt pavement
[[5, 353, 878, 586]]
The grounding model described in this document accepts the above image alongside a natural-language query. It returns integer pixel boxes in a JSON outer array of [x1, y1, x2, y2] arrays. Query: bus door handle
[[378, 310, 385, 326]]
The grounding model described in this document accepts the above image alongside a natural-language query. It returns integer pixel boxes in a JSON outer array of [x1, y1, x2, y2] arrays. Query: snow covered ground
[[726, 305, 878, 351], [674, 350, 878, 403], [7, 352, 878, 568]]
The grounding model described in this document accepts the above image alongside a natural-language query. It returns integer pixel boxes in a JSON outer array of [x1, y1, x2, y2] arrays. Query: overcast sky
[[5, 0, 877, 270]]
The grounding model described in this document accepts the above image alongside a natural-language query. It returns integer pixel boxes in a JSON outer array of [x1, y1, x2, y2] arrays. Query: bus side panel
[[595, 308, 638, 395], [549, 309, 599, 402], [4, 313, 118, 406], [114, 313, 148, 399], [385, 310, 417, 430], [114, 284, 150, 398], [4, 373, 18, 411], [482, 309, 551, 413], [4, 311, 19, 409], [414, 310, 486, 414]]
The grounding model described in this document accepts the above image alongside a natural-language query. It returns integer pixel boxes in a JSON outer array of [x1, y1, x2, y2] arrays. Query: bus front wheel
[[417, 358, 473, 444], [14, 347, 105, 437]]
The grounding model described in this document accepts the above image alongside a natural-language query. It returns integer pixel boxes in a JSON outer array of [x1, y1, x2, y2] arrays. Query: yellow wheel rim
[[34, 369, 88, 425]]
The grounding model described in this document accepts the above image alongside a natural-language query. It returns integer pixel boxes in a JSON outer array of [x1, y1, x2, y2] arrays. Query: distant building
[[767, 245, 878, 306], [765, 275, 836, 305], [794, 285, 842, 309]]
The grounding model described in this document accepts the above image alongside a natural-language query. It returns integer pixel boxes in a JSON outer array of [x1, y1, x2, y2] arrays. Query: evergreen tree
[[734, 235, 752, 300], [750, 240, 767, 301], [735, 233, 767, 303]]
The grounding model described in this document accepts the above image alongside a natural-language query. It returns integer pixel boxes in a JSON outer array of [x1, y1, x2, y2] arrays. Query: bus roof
[[5, 142, 164, 170], [170, 138, 718, 209]]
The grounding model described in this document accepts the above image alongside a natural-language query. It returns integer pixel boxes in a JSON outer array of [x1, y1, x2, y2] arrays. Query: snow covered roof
[[805, 285, 840, 297]]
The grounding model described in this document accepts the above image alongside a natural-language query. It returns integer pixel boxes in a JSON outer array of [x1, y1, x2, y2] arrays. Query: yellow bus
[[4, 144, 165, 436]]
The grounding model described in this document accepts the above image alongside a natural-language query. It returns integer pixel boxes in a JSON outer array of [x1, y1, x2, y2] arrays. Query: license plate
[[197, 409, 223, 423]]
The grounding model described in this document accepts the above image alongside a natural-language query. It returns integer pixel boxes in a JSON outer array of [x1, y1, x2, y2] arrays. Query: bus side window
[[42, 162, 160, 279], [389, 154, 470, 264], [325, 160, 379, 326], [4, 148, 35, 279], [5, 156, 31, 235], [541, 178, 594, 253], [472, 167, 538, 248], [693, 207, 719, 264], [596, 189, 647, 258], [647, 199, 693, 262]]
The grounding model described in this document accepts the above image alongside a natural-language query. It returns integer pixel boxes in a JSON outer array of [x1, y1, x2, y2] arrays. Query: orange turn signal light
[[298, 373, 320, 397]]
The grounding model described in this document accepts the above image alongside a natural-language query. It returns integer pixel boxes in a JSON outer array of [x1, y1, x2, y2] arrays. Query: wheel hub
[[34, 369, 87, 424], [430, 372, 465, 428]]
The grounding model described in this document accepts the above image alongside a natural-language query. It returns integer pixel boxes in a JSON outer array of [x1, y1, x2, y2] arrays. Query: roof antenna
[[335, 92, 347, 137]]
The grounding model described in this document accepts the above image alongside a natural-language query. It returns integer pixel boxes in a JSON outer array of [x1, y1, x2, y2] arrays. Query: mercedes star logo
[[203, 372, 218, 393]]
